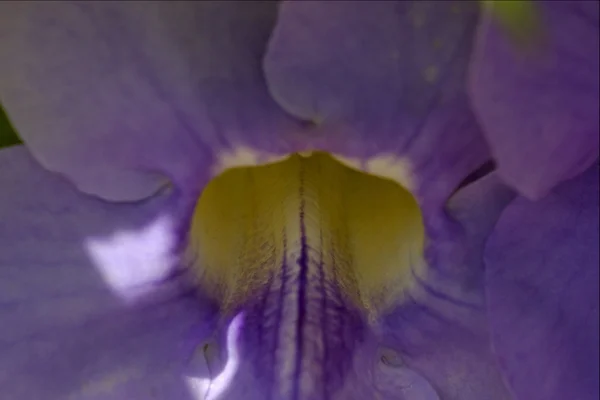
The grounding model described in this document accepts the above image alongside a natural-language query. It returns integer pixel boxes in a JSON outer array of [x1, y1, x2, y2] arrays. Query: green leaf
[[0, 105, 22, 149]]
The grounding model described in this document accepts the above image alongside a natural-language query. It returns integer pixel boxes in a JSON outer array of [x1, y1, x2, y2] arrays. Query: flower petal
[[264, 1, 490, 209], [484, 163, 599, 400], [0, 2, 298, 201], [469, 1, 599, 199], [381, 172, 515, 399], [0, 146, 215, 399]]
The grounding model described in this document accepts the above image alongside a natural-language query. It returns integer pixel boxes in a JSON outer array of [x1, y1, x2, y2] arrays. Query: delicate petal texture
[[484, 163, 599, 400], [0, 1, 298, 201], [265, 1, 490, 210], [381, 173, 515, 400], [469, 1, 600, 199], [0, 147, 215, 399]]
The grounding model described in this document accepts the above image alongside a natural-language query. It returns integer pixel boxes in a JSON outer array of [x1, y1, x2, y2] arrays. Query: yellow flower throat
[[187, 152, 425, 320]]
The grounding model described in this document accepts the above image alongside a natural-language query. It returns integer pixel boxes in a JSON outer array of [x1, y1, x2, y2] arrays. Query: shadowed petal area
[[469, 1, 599, 199], [484, 163, 599, 400], [0, 2, 299, 201], [264, 1, 490, 210], [381, 173, 515, 400], [0, 147, 216, 399]]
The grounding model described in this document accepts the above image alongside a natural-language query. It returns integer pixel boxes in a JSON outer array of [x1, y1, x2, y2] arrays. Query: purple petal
[[382, 173, 516, 399], [484, 163, 599, 400], [0, 2, 299, 201], [0, 146, 215, 399], [264, 1, 490, 210], [375, 364, 440, 400], [469, 1, 599, 199]]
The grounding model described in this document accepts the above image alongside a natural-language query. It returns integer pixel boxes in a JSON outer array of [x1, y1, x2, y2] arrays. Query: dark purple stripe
[[292, 168, 309, 400], [318, 230, 329, 400], [269, 235, 288, 400], [256, 273, 273, 350], [329, 241, 342, 336], [332, 240, 347, 385]]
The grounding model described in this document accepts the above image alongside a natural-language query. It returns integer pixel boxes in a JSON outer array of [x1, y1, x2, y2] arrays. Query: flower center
[[186, 152, 425, 399]]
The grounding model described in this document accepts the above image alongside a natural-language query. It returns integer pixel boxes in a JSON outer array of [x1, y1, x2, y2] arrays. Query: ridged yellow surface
[[187, 152, 424, 317]]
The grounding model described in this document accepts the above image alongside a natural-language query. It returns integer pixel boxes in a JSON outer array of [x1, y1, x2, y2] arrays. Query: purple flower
[[0, 2, 597, 400]]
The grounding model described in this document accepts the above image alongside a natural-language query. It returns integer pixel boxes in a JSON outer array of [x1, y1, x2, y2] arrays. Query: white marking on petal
[[332, 154, 415, 191], [212, 146, 287, 177]]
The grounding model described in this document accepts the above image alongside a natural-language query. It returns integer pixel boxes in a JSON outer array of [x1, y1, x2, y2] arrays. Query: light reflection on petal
[[185, 313, 243, 400], [84, 213, 178, 303]]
